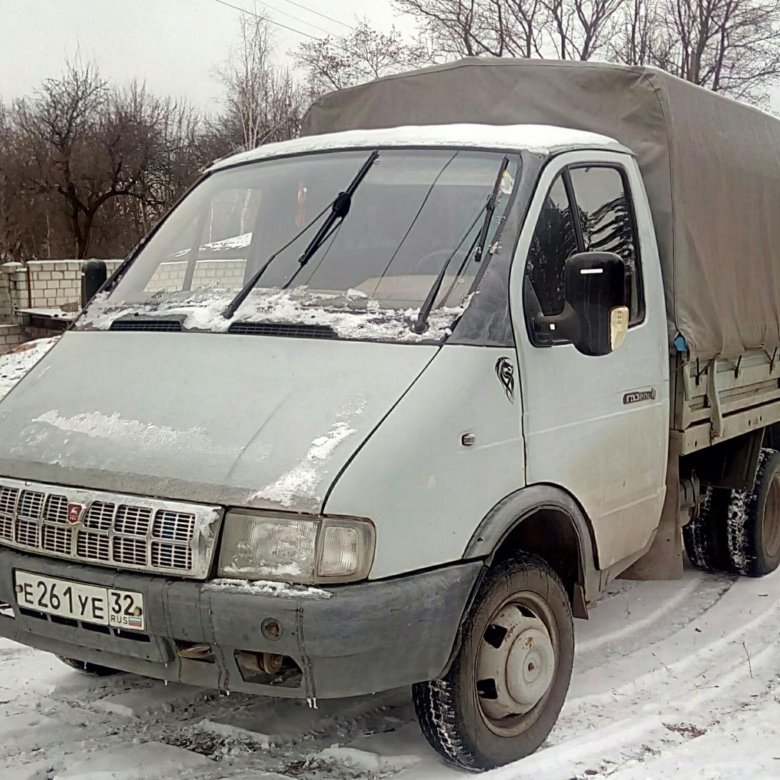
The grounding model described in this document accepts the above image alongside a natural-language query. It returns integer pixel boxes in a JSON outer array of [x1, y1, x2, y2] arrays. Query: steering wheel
[[414, 248, 461, 275]]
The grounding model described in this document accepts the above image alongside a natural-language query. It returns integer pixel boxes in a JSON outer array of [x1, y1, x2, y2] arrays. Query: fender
[[463, 483, 600, 608]]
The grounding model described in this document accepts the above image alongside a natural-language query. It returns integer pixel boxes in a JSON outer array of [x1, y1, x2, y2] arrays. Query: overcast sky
[[1, 0, 778, 112], [0, 0, 418, 111]]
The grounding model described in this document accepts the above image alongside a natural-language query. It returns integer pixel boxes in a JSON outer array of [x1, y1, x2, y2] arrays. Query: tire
[[683, 486, 734, 573], [412, 553, 574, 770], [57, 656, 119, 677], [724, 447, 780, 577]]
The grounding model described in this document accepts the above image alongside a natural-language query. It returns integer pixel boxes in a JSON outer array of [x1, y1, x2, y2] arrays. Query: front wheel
[[413, 553, 574, 770]]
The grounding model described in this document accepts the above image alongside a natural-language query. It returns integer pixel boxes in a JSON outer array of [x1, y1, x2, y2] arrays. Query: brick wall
[[0, 259, 122, 353], [0, 325, 24, 355], [0, 260, 122, 318], [146, 259, 246, 292]]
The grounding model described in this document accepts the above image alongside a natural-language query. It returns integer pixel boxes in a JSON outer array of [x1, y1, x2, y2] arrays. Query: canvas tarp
[[301, 58, 780, 360]]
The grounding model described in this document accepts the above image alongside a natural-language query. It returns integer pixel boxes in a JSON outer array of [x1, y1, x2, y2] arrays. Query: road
[[1, 564, 777, 779]]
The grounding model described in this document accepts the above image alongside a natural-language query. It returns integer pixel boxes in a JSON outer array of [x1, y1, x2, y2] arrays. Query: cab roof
[[209, 123, 626, 172]]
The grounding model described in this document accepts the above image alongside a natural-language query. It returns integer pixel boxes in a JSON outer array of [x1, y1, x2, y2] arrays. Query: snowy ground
[[0, 343, 778, 778], [1, 568, 777, 779], [0, 339, 58, 402]]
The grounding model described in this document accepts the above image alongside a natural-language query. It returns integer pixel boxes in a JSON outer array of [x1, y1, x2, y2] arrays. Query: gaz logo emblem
[[67, 502, 86, 525], [495, 357, 515, 403]]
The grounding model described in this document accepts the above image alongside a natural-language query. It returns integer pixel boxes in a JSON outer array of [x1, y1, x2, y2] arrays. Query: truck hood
[[0, 331, 436, 512]]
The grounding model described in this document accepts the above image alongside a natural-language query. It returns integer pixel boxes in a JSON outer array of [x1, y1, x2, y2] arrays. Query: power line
[[213, 0, 321, 42], [255, 0, 334, 35], [271, 0, 354, 31]]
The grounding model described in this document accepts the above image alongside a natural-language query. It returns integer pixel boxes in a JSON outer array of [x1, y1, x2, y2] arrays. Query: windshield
[[88, 148, 520, 341]]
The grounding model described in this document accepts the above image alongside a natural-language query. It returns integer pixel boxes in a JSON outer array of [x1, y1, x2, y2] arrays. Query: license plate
[[14, 571, 145, 632]]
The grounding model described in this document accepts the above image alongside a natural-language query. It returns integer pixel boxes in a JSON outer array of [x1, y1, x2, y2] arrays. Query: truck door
[[511, 151, 669, 571]]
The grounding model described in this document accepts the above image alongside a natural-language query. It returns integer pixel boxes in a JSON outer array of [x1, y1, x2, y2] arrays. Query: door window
[[569, 166, 643, 323], [524, 164, 643, 345], [525, 175, 578, 317]]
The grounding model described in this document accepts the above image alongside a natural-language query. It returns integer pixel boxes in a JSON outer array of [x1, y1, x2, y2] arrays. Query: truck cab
[[0, 121, 710, 771]]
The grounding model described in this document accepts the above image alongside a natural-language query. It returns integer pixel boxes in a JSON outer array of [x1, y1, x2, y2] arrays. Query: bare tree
[[398, 0, 780, 105], [541, 0, 625, 59], [611, 0, 663, 65], [217, 13, 306, 150], [396, 0, 621, 59], [395, 0, 546, 57], [297, 19, 433, 95], [652, 0, 780, 103], [9, 61, 209, 259]]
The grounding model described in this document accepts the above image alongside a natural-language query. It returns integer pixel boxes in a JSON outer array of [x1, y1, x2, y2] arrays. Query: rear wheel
[[57, 656, 119, 677], [412, 553, 574, 770], [683, 486, 733, 572], [725, 448, 780, 576]]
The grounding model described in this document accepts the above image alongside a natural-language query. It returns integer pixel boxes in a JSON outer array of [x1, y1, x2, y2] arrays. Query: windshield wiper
[[283, 149, 379, 290], [413, 156, 510, 334], [223, 201, 331, 319], [223, 150, 379, 319]]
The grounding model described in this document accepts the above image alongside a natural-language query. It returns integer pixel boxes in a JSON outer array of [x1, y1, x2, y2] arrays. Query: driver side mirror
[[534, 251, 629, 357]]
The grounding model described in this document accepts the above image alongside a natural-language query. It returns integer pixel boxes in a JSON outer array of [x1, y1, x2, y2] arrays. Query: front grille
[[19, 491, 44, 519], [113, 536, 147, 566], [0, 478, 221, 579], [85, 501, 115, 531], [16, 519, 39, 547], [45, 495, 68, 524], [0, 487, 18, 517], [115, 505, 152, 536], [77, 530, 110, 562], [42, 525, 72, 555], [152, 510, 195, 542]]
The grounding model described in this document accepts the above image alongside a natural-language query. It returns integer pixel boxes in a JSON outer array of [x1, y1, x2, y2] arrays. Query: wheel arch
[[463, 484, 600, 617]]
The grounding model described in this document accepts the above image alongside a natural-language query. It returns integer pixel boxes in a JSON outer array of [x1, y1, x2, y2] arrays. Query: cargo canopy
[[301, 58, 780, 360]]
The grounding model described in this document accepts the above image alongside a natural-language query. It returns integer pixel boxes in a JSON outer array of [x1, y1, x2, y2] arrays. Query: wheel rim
[[474, 591, 558, 737], [764, 474, 780, 560]]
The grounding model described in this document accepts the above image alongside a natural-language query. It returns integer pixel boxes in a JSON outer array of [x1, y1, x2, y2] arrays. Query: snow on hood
[[0, 330, 436, 512], [78, 288, 470, 344]]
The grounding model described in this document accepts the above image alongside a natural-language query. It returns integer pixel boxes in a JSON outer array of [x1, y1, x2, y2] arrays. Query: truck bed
[[672, 348, 780, 454]]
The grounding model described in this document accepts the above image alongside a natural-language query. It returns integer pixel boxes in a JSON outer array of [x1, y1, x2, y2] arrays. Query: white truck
[[0, 58, 779, 770]]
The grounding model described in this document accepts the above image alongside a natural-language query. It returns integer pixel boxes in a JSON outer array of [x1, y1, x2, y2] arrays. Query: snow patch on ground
[[0, 337, 58, 401], [197, 718, 273, 750], [54, 742, 214, 779], [318, 745, 421, 773]]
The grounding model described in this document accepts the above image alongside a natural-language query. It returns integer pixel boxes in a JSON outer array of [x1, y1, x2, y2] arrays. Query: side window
[[569, 166, 644, 323], [525, 175, 578, 317]]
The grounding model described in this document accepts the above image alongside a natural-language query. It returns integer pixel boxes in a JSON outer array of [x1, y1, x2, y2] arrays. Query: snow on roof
[[210, 124, 624, 171]]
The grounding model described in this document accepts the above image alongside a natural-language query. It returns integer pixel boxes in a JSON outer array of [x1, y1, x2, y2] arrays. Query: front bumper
[[0, 547, 482, 699]]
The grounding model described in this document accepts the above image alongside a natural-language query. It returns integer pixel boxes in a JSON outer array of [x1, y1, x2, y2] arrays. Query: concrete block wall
[[0, 324, 24, 355], [0, 259, 122, 353], [0, 260, 122, 318], [146, 259, 246, 292]]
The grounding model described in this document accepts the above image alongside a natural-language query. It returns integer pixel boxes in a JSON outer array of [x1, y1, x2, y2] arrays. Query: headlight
[[217, 510, 375, 583]]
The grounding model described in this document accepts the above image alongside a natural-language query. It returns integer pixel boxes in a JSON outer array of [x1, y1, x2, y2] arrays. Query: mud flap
[[621, 438, 684, 580]]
